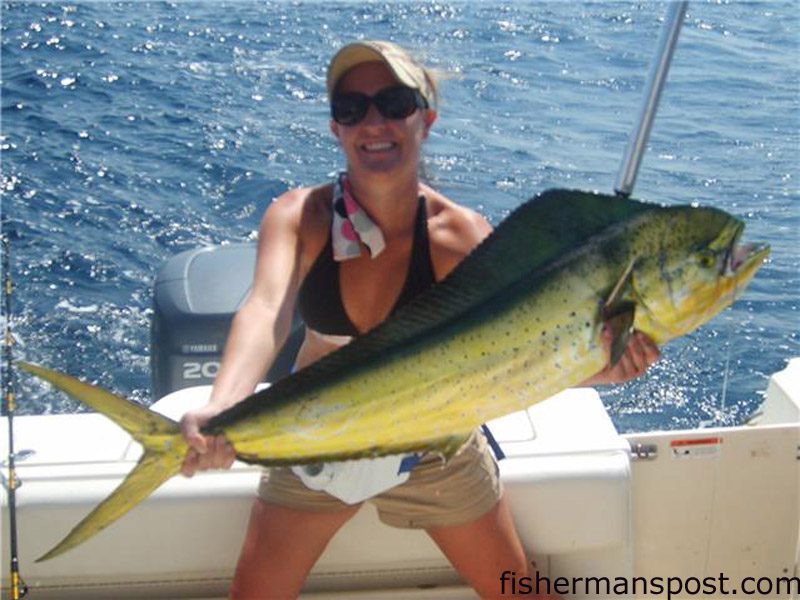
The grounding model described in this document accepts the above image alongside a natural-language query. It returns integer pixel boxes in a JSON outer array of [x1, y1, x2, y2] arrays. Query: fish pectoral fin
[[604, 257, 637, 307], [36, 446, 184, 562], [602, 301, 636, 366], [601, 257, 638, 366]]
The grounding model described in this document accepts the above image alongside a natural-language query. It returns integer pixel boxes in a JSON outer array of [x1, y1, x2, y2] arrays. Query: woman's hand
[[583, 328, 661, 386], [179, 404, 237, 477]]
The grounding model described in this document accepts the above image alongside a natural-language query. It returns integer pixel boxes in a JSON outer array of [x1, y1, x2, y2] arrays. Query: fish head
[[631, 206, 770, 344]]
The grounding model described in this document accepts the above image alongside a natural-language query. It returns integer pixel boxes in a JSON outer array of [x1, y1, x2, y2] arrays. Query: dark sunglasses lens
[[332, 93, 369, 125], [332, 87, 426, 125], [375, 87, 419, 119]]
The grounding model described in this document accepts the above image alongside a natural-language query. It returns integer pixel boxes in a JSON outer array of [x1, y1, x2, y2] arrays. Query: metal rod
[[615, 1, 688, 197], [2, 226, 28, 599]]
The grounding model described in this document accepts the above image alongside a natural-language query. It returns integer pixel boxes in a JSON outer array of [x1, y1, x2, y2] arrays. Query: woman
[[180, 40, 659, 599]]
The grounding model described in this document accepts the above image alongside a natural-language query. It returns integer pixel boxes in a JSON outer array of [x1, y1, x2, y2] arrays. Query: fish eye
[[698, 252, 717, 269]]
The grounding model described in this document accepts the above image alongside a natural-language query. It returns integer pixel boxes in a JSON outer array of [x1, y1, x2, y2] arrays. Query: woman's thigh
[[230, 498, 360, 599], [426, 495, 531, 599]]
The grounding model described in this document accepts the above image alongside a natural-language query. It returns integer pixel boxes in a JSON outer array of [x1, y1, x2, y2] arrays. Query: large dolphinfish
[[21, 188, 769, 561]]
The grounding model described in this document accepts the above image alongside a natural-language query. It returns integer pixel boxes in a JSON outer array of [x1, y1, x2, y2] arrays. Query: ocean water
[[1, 2, 797, 431]]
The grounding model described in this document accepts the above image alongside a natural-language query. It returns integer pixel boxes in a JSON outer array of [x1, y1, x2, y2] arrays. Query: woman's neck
[[345, 169, 421, 240]]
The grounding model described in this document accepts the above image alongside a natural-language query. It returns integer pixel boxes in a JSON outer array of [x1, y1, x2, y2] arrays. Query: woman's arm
[[180, 189, 309, 476]]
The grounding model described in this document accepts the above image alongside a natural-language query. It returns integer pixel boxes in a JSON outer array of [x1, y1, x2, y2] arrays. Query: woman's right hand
[[179, 404, 237, 477]]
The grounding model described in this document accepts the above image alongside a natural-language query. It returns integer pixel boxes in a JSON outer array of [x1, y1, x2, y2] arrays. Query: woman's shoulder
[[421, 184, 492, 278], [263, 184, 333, 234], [267, 183, 334, 225], [423, 185, 491, 247], [253, 183, 335, 278]]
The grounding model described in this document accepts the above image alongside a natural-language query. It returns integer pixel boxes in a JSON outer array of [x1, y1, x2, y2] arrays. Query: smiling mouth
[[361, 141, 397, 153]]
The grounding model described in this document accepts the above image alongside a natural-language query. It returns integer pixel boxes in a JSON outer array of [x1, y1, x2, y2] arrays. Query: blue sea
[[1, 2, 798, 432]]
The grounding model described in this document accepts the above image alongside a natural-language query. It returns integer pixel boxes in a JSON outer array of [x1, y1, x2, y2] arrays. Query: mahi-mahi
[[21, 188, 769, 561]]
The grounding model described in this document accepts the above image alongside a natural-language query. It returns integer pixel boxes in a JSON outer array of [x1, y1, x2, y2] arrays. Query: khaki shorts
[[258, 430, 502, 529]]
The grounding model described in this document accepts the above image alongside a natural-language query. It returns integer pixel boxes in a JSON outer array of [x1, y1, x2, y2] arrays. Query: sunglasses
[[331, 85, 429, 126]]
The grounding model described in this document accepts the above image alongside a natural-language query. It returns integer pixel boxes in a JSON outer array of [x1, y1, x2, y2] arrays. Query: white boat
[[2, 239, 799, 599], [2, 359, 798, 599]]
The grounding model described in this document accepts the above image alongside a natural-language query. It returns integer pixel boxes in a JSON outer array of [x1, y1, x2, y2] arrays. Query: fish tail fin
[[35, 447, 184, 562], [18, 361, 182, 444], [18, 362, 188, 561]]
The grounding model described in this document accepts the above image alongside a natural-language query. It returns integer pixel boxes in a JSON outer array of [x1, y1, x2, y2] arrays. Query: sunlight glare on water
[[1, 2, 797, 431]]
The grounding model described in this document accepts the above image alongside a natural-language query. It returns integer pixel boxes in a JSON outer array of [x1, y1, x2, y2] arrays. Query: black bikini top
[[297, 196, 435, 337]]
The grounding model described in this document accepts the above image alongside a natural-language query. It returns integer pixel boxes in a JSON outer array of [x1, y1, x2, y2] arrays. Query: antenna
[[615, 1, 688, 197]]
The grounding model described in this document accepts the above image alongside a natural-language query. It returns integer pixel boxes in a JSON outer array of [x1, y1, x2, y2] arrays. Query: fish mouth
[[723, 222, 770, 278]]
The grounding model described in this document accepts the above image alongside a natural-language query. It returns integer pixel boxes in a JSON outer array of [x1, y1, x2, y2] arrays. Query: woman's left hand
[[583, 328, 661, 386]]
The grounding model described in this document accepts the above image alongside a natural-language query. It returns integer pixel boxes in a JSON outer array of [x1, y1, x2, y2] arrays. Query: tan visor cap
[[327, 40, 435, 107]]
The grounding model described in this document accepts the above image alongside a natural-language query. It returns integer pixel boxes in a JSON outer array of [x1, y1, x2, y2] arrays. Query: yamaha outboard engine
[[150, 244, 303, 400]]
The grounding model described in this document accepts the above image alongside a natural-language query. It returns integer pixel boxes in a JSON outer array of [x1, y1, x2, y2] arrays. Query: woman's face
[[330, 61, 437, 180]]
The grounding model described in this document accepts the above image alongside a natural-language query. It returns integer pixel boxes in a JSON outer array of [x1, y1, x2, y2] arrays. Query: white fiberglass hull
[[2, 359, 798, 599]]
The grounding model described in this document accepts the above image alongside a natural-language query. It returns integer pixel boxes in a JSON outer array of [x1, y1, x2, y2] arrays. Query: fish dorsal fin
[[208, 189, 655, 429]]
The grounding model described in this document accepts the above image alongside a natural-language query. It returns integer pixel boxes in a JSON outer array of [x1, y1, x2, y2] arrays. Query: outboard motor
[[150, 244, 303, 400]]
